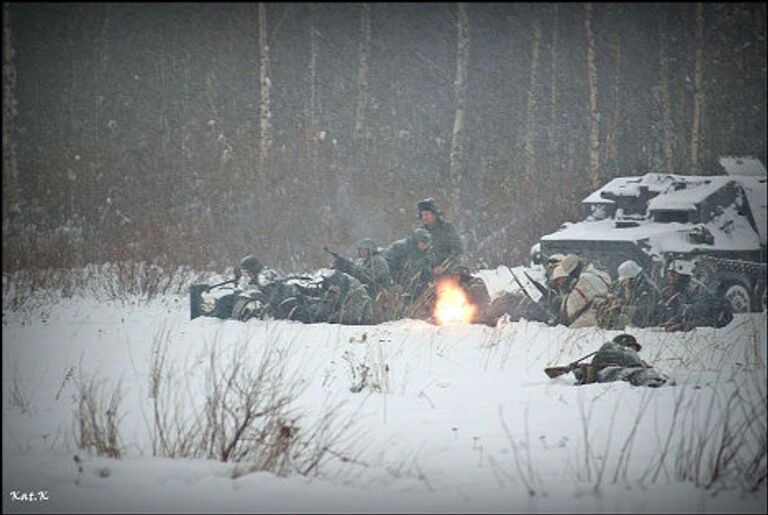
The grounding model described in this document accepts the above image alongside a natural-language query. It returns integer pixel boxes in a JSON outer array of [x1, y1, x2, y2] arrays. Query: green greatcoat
[[383, 238, 434, 298], [423, 218, 462, 270], [575, 341, 670, 387], [308, 272, 374, 325]]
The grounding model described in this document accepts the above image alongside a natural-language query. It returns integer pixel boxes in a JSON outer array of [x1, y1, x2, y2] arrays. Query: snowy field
[[2, 267, 766, 513]]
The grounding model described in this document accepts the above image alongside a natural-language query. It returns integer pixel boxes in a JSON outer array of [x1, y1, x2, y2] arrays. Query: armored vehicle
[[536, 157, 767, 313]]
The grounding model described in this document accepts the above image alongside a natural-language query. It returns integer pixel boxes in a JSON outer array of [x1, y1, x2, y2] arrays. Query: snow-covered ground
[[3, 269, 766, 513]]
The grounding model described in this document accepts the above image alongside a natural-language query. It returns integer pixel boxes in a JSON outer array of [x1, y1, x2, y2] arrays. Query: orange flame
[[433, 277, 476, 325]]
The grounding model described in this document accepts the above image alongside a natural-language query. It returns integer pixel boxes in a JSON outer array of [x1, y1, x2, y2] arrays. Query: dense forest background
[[3, 3, 766, 274]]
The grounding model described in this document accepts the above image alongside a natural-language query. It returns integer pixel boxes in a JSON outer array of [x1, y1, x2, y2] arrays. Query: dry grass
[[73, 372, 124, 459], [147, 328, 359, 479]]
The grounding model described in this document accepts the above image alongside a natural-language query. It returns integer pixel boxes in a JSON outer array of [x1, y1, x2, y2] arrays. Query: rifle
[[509, 268, 560, 322], [323, 246, 354, 274], [544, 350, 599, 379]]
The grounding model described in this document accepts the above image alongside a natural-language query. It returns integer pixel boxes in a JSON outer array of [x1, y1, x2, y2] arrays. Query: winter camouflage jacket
[[574, 341, 670, 387], [560, 264, 612, 327], [423, 218, 462, 271]]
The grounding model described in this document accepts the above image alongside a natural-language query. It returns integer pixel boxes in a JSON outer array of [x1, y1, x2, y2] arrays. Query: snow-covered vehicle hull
[[537, 157, 767, 313]]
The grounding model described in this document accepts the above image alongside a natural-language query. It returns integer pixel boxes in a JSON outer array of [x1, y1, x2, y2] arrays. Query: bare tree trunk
[[258, 2, 272, 171], [3, 2, 18, 216], [353, 3, 371, 141], [524, 16, 542, 188], [449, 3, 469, 226], [659, 19, 674, 173], [550, 4, 558, 153], [585, 3, 601, 188], [690, 2, 704, 174], [305, 4, 318, 172], [604, 30, 620, 177]]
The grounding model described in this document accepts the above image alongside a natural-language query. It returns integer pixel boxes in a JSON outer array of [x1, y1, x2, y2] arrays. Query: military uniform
[[555, 259, 612, 328], [308, 271, 374, 325], [662, 278, 733, 331], [598, 274, 665, 329], [384, 230, 435, 300], [417, 197, 462, 271], [333, 240, 391, 295], [573, 334, 670, 387], [424, 218, 462, 271]]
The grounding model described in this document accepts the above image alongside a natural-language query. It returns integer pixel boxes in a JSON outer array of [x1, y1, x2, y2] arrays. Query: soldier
[[308, 270, 374, 325], [551, 254, 612, 328], [545, 254, 566, 285], [333, 239, 391, 294], [331, 238, 392, 321], [417, 197, 462, 276], [597, 259, 664, 329], [572, 334, 671, 387], [662, 259, 733, 331], [383, 228, 435, 301], [203, 255, 265, 319]]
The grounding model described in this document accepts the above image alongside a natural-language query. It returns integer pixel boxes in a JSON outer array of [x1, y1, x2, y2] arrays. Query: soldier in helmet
[[331, 238, 392, 321], [572, 333, 671, 387], [205, 255, 269, 320], [417, 197, 462, 277], [661, 259, 733, 331], [597, 259, 664, 329], [308, 270, 374, 325], [383, 227, 436, 305], [551, 254, 612, 328]]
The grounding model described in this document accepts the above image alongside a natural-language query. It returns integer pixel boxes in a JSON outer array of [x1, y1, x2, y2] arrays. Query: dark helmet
[[613, 333, 642, 352], [323, 270, 349, 293], [410, 228, 432, 245], [240, 255, 263, 275], [417, 197, 443, 218], [357, 238, 378, 254]]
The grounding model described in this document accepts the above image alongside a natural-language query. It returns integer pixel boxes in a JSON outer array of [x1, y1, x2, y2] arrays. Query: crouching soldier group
[[196, 196, 496, 326], [595, 258, 733, 332], [490, 249, 734, 333]]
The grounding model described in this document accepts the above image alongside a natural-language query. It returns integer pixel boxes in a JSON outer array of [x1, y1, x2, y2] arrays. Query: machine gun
[[508, 267, 561, 323], [189, 268, 242, 320], [323, 246, 355, 275]]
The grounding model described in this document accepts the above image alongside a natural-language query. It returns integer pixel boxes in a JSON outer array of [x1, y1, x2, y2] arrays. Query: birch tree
[[353, 3, 371, 142], [585, 3, 601, 188], [604, 29, 620, 176], [549, 4, 559, 160], [305, 4, 318, 171], [258, 2, 272, 170], [2, 1, 18, 215], [690, 2, 704, 174], [449, 2, 469, 225], [523, 16, 542, 188], [659, 14, 674, 172]]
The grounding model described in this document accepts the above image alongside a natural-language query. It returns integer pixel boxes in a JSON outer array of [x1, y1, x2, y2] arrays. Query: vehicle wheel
[[723, 283, 751, 314]]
